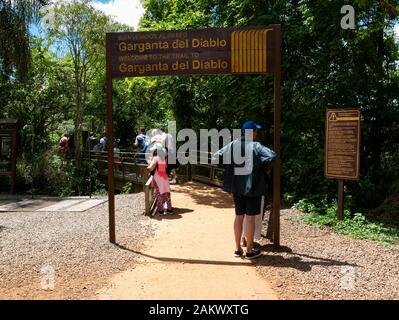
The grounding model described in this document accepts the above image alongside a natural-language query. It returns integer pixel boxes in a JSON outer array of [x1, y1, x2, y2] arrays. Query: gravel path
[[257, 209, 399, 300], [1, 190, 398, 300], [0, 193, 156, 300]]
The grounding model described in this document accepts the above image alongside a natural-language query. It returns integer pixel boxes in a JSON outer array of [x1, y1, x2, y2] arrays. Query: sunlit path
[[96, 181, 278, 300]]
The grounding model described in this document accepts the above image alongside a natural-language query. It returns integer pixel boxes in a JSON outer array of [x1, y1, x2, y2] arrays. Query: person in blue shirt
[[134, 128, 150, 163], [213, 120, 276, 260]]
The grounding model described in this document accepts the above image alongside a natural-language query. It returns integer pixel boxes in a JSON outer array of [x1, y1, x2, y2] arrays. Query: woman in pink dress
[[147, 147, 173, 215]]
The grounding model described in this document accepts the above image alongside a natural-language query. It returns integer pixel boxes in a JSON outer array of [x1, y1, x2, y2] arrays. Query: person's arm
[[212, 141, 233, 165], [256, 143, 277, 164], [147, 157, 157, 171]]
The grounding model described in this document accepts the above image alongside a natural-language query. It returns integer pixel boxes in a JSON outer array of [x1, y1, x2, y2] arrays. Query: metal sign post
[[337, 180, 344, 220], [105, 25, 282, 245], [273, 25, 281, 247], [106, 34, 116, 243]]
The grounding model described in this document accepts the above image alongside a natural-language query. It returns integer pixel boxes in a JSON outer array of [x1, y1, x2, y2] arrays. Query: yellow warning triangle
[[329, 112, 337, 121]]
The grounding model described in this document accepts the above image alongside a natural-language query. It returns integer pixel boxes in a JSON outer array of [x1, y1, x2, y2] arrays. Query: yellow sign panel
[[231, 29, 272, 73]]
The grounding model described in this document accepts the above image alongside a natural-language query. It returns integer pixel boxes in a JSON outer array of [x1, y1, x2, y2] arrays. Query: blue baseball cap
[[241, 120, 262, 131]]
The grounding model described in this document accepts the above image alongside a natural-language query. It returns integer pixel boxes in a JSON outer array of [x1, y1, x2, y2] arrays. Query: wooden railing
[[144, 175, 156, 216], [175, 150, 224, 188], [89, 150, 149, 191], [90, 149, 224, 188]]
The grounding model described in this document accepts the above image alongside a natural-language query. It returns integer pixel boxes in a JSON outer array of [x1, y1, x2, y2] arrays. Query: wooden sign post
[[325, 109, 361, 220], [106, 25, 282, 245]]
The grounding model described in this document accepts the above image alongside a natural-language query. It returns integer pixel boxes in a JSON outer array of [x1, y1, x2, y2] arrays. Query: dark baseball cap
[[242, 120, 262, 131]]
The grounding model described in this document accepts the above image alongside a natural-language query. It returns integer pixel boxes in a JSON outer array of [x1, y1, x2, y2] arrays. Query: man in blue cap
[[213, 120, 276, 259]]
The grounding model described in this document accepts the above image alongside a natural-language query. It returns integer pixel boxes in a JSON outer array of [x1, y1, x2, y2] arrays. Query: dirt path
[[96, 182, 277, 300]]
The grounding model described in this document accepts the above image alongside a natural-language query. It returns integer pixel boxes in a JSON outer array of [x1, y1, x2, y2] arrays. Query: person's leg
[[244, 196, 263, 253], [165, 192, 173, 211], [233, 194, 246, 253], [234, 215, 245, 251], [153, 182, 164, 212], [244, 215, 256, 252], [241, 219, 248, 247]]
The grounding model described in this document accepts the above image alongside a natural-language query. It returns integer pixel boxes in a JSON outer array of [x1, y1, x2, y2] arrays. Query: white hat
[[149, 142, 166, 154], [150, 133, 166, 145]]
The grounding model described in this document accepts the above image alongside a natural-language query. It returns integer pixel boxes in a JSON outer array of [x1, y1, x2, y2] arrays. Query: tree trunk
[[370, 11, 386, 187], [74, 87, 82, 169]]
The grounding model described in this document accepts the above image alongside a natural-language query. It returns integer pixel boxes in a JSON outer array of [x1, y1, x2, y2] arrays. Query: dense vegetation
[[0, 0, 398, 241]]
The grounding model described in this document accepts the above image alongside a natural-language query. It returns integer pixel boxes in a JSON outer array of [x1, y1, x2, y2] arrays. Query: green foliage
[[1, 0, 399, 217], [14, 146, 104, 197], [25, 147, 75, 196], [293, 199, 399, 245], [42, 0, 130, 166], [0, 0, 48, 80], [122, 182, 134, 194], [139, 0, 399, 217], [15, 159, 33, 191], [0, 38, 75, 159]]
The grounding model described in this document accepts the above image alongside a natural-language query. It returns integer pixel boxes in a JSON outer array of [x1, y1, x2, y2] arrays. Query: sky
[[38, 0, 144, 30], [90, 0, 144, 30], [32, 1, 398, 39], [30, 0, 143, 38]]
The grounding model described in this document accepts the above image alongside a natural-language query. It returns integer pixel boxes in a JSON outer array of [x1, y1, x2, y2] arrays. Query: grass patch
[[292, 199, 399, 245]]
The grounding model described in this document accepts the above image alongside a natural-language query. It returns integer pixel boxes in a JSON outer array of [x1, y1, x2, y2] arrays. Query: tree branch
[[378, 0, 399, 16]]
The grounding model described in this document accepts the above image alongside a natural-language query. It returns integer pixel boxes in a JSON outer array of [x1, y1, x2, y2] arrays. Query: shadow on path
[[256, 244, 359, 272], [115, 243, 253, 267], [173, 182, 234, 209], [151, 207, 194, 220], [114, 243, 358, 272]]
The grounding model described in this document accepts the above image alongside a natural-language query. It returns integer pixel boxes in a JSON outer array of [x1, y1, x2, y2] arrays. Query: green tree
[[43, 0, 128, 166], [0, 37, 74, 158], [139, 0, 399, 216], [0, 0, 48, 80]]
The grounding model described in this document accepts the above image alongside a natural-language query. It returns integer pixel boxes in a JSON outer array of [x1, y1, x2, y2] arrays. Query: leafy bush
[[18, 147, 103, 197], [293, 198, 399, 245], [30, 147, 75, 196], [0, 176, 11, 192], [16, 159, 33, 192], [122, 182, 133, 194]]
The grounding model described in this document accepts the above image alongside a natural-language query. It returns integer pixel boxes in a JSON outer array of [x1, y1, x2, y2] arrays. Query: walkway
[[97, 181, 277, 300], [0, 196, 106, 212]]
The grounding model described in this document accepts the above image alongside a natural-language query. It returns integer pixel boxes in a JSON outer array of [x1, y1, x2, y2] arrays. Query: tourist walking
[[147, 144, 173, 215], [59, 133, 70, 153], [213, 120, 276, 259]]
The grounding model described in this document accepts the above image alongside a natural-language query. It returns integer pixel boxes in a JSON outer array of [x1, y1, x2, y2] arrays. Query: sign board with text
[[325, 109, 361, 180], [105, 25, 282, 246], [106, 26, 277, 78]]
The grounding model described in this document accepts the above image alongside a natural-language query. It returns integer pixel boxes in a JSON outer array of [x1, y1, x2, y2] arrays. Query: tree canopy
[[0, 0, 48, 80], [0, 0, 398, 223]]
